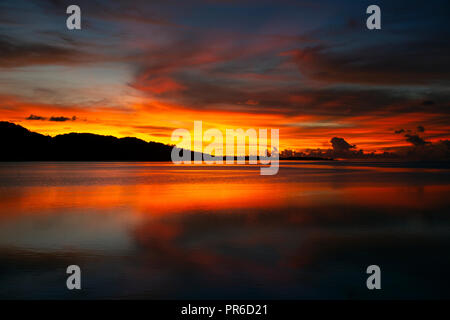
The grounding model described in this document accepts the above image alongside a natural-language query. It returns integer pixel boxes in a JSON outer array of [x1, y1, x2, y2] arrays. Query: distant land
[[0, 122, 332, 162], [0, 121, 176, 161]]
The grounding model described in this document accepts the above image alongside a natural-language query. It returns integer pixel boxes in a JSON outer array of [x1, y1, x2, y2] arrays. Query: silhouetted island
[[0, 121, 332, 161]]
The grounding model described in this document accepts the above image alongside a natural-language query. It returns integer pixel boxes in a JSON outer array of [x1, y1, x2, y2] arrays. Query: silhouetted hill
[[0, 121, 176, 161], [0, 122, 334, 162]]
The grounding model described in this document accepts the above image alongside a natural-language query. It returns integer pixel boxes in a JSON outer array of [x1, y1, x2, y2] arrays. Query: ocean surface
[[0, 161, 449, 299]]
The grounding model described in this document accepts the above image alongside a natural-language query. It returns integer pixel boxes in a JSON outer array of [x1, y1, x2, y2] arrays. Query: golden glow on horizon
[[1, 93, 449, 153]]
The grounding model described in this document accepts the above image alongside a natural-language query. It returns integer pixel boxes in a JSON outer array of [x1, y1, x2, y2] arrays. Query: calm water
[[0, 161, 449, 299]]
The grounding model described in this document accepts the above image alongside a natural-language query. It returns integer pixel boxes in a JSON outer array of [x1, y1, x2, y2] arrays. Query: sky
[[0, 0, 449, 155]]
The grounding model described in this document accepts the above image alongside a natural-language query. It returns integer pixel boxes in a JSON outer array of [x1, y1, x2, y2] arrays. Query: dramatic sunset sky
[[0, 0, 449, 153]]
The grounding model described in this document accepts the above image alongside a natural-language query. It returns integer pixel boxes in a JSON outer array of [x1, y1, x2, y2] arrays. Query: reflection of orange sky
[[2, 94, 449, 152], [1, 180, 449, 220], [0, 183, 285, 219]]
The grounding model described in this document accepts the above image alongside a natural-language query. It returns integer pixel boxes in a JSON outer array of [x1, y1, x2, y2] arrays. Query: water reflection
[[0, 161, 449, 299]]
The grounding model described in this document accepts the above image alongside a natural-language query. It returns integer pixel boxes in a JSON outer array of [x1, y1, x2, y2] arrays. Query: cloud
[[35, 0, 178, 27], [0, 0, 449, 154], [286, 39, 450, 85], [395, 125, 430, 147], [49, 116, 77, 122], [241, 99, 259, 106], [132, 76, 186, 94], [0, 36, 98, 68], [403, 140, 450, 160], [25, 114, 78, 122], [405, 134, 429, 147], [287, 136, 450, 161], [330, 137, 356, 152], [131, 51, 450, 117], [26, 114, 46, 120]]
